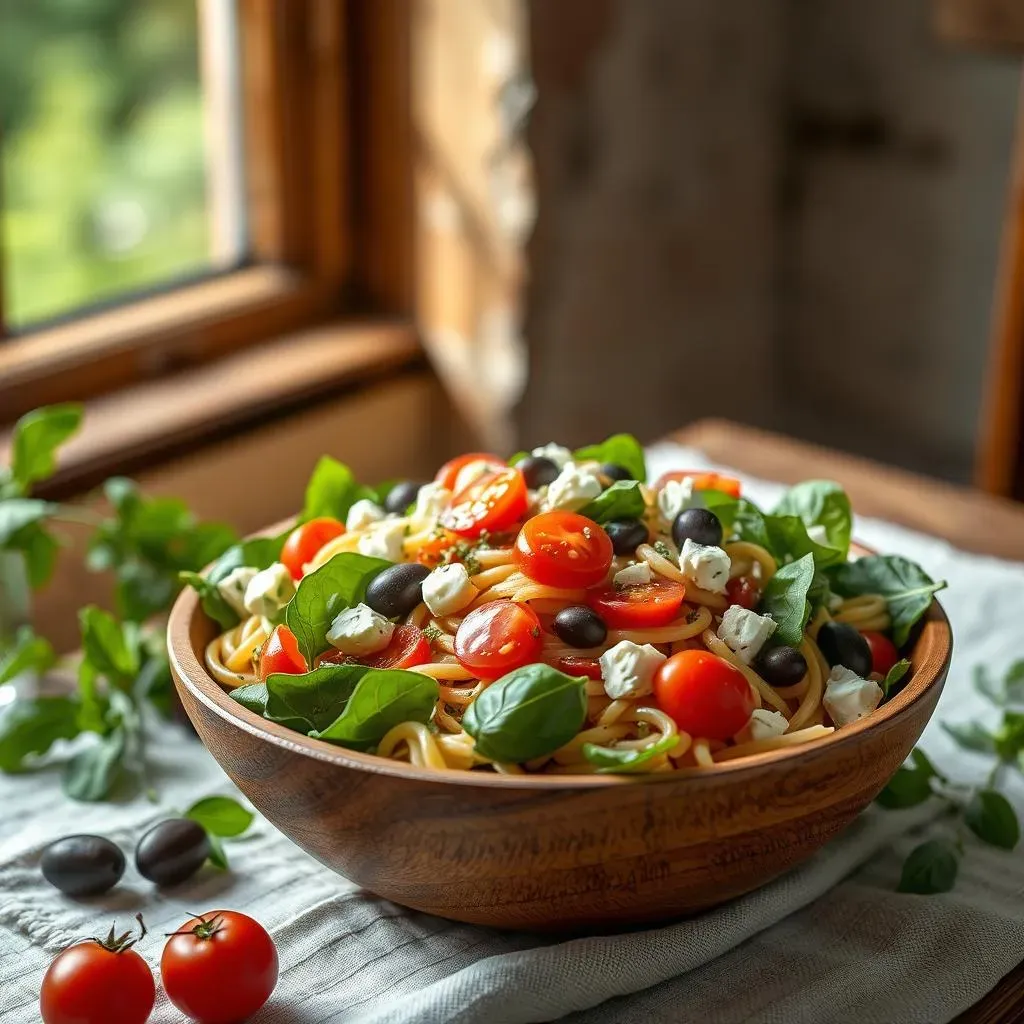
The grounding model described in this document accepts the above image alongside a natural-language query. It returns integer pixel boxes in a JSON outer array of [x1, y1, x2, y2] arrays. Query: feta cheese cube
[[717, 605, 777, 664], [410, 481, 451, 528], [807, 524, 830, 546], [657, 478, 694, 521], [679, 538, 731, 593], [748, 708, 788, 742], [346, 498, 385, 532], [217, 566, 257, 618], [422, 562, 476, 616], [243, 562, 295, 619], [823, 666, 883, 728], [613, 561, 653, 588], [598, 640, 667, 700], [543, 464, 602, 512], [530, 442, 573, 469], [357, 519, 407, 562], [326, 602, 395, 655]]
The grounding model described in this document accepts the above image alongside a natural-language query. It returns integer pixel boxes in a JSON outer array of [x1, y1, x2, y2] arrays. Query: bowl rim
[[167, 537, 953, 790]]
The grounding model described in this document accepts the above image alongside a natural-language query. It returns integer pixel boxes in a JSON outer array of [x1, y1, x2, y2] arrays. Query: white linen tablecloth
[[2, 443, 1023, 1024]]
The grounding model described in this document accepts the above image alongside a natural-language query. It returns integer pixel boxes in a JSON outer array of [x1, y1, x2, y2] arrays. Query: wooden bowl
[[168, 549, 952, 932]]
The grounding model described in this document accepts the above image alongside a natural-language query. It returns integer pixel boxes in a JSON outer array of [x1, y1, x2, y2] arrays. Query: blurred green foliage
[[0, 0, 220, 328]]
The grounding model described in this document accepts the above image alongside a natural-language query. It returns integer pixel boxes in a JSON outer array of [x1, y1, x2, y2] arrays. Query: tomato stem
[[165, 911, 225, 940], [89, 913, 147, 953]]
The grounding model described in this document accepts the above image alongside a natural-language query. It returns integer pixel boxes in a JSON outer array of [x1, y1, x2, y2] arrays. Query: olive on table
[[364, 562, 431, 618], [41, 835, 125, 897], [384, 480, 425, 514], [601, 462, 633, 481], [816, 621, 872, 677], [756, 645, 808, 688], [518, 456, 560, 489], [553, 605, 608, 649], [135, 819, 210, 887], [672, 507, 723, 549], [604, 518, 648, 555]]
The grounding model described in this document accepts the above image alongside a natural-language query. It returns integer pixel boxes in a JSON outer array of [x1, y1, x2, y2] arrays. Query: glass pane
[[0, 0, 246, 330]]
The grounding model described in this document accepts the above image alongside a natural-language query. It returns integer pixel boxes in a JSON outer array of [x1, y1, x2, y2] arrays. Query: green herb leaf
[[134, 652, 175, 719], [883, 659, 912, 697], [62, 727, 126, 802], [0, 696, 80, 773], [230, 682, 270, 716], [964, 789, 1020, 850], [973, 664, 1004, 705], [462, 663, 587, 763], [206, 832, 229, 869], [875, 765, 933, 808], [507, 451, 528, 466], [897, 839, 959, 895], [910, 747, 940, 779], [828, 555, 946, 647], [994, 711, 1024, 763], [714, 498, 841, 568], [758, 553, 815, 646], [16, 523, 61, 589], [285, 552, 391, 666], [941, 720, 996, 755], [115, 561, 178, 623], [574, 434, 646, 483], [187, 795, 255, 838], [265, 664, 368, 732], [1004, 662, 1024, 705], [578, 480, 646, 524], [582, 731, 680, 773], [9, 403, 83, 491], [0, 499, 59, 547], [79, 606, 140, 686], [0, 626, 56, 686], [772, 480, 852, 560], [301, 456, 375, 523]]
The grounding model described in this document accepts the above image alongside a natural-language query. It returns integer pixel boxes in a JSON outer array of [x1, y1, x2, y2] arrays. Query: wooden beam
[[935, 0, 1024, 51]]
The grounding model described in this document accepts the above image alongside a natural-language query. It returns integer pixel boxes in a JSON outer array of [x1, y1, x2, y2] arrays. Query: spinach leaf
[[312, 669, 439, 750], [0, 499, 59, 547], [965, 790, 1019, 850], [574, 434, 646, 482], [582, 731, 680, 773], [301, 456, 375, 523], [772, 480, 852, 558], [578, 480, 645, 523], [897, 839, 959, 894], [285, 552, 391, 666], [9, 403, 83, 492], [876, 763, 933, 808], [758, 553, 815, 646], [828, 555, 947, 646], [179, 571, 238, 630], [0, 696, 81, 773], [0, 626, 56, 686], [62, 727, 126, 802], [882, 659, 911, 697], [266, 664, 368, 733], [186, 795, 255, 838], [712, 498, 840, 567], [462, 663, 587, 763], [230, 682, 270, 716]]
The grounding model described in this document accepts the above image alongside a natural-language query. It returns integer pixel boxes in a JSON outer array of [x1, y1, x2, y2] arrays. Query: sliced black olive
[[553, 605, 608, 648], [816, 621, 872, 677], [756, 645, 808, 688], [41, 835, 125, 897], [135, 819, 211, 887], [364, 562, 431, 618], [384, 480, 425, 514], [600, 462, 633, 481], [518, 455, 560, 489], [672, 507, 723, 549], [604, 518, 648, 555]]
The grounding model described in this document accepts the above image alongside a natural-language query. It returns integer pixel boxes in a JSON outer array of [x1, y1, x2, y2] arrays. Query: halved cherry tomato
[[514, 511, 614, 589], [588, 578, 687, 629], [862, 630, 900, 677], [280, 517, 346, 579], [654, 649, 754, 740], [726, 576, 761, 610], [435, 452, 506, 492], [415, 529, 460, 567], [256, 624, 307, 682], [556, 655, 603, 680], [362, 624, 431, 670], [655, 470, 742, 498], [441, 468, 528, 538], [454, 600, 543, 678]]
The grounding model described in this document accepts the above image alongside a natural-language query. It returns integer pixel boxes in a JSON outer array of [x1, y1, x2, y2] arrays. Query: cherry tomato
[[362, 624, 431, 669], [556, 655, 603, 680], [435, 452, 506, 492], [655, 470, 742, 498], [256, 624, 307, 682], [588, 579, 687, 629], [41, 922, 154, 1024], [441, 468, 528, 538], [414, 529, 460, 567], [280, 517, 345, 579], [161, 911, 278, 1024], [862, 630, 900, 677], [514, 511, 614, 589], [726, 576, 761, 610], [454, 600, 543, 678], [654, 649, 755, 740]]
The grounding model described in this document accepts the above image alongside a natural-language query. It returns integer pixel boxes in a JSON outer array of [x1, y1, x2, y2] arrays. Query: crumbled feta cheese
[[217, 566, 258, 618], [613, 561, 654, 588], [357, 519, 407, 562], [346, 498, 385, 532], [543, 464, 602, 512], [243, 562, 295, 619], [717, 605, 777, 664], [657, 478, 695, 521], [422, 562, 476, 616], [807, 524, 830, 546], [823, 666, 883, 728], [326, 602, 395, 655], [530, 442, 573, 469], [679, 538, 731, 593], [452, 460, 496, 494], [410, 481, 451, 528], [598, 640, 667, 700], [748, 708, 788, 741]]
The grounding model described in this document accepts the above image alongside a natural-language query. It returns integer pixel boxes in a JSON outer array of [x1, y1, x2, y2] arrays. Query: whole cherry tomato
[[441, 468, 528, 538], [862, 630, 900, 677], [587, 579, 687, 629], [256, 624, 307, 682], [655, 470, 742, 498], [514, 511, 614, 589], [726, 576, 761, 610], [654, 649, 755, 739], [280, 517, 345, 579], [454, 600, 543, 678], [435, 452, 506, 492]]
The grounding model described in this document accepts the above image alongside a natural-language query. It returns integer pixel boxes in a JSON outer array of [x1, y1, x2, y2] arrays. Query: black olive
[[384, 480, 425, 514], [519, 456, 560, 489], [553, 605, 608, 648], [604, 518, 648, 555], [601, 462, 633, 481], [672, 507, 723, 549], [816, 621, 872, 677], [756, 645, 808, 688], [135, 819, 211, 887], [41, 835, 125, 897], [364, 562, 431, 618]]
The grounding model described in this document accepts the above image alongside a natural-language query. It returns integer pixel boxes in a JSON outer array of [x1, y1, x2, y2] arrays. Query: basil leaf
[[179, 571, 239, 631], [941, 720, 996, 755], [994, 711, 1024, 763], [206, 832, 229, 869], [965, 790, 1020, 850], [0, 626, 56, 686], [0, 696, 80, 773], [462, 663, 587, 763], [187, 795, 255, 838], [882, 659, 912, 697], [875, 765, 933, 808], [582, 731, 679, 773], [115, 561, 178, 624], [266, 664, 368, 733], [578, 481, 645, 524], [312, 669, 439, 750], [828, 555, 946, 646], [0, 499, 59, 547], [285, 552, 391, 666], [79, 606, 140, 686], [909, 747, 939, 779], [758, 554, 815, 646], [772, 480, 852, 559], [301, 456, 375, 523], [16, 523, 60, 589], [574, 434, 646, 483], [715, 499, 840, 568], [62, 727, 126, 802], [230, 682, 270, 716], [897, 839, 959, 895], [10, 403, 83, 491], [134, 651, 175, 719]]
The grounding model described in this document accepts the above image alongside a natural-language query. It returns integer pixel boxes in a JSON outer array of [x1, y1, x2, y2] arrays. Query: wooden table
[[673, 419, 1024, 1024]]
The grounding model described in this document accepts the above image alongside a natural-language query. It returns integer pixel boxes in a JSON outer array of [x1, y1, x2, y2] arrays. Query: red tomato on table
[[455, 600, 543, 678], [654, 649, 755, 739], [514, 511, 613, 589], [257, 624, 307, 682], [655, 470, 742, 498], [435, 452, 506, 492], [862, 630, 900, 676], [441, 468, 527, 538], [587, 579, 687, 629], [280, 517, 345, 579]]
